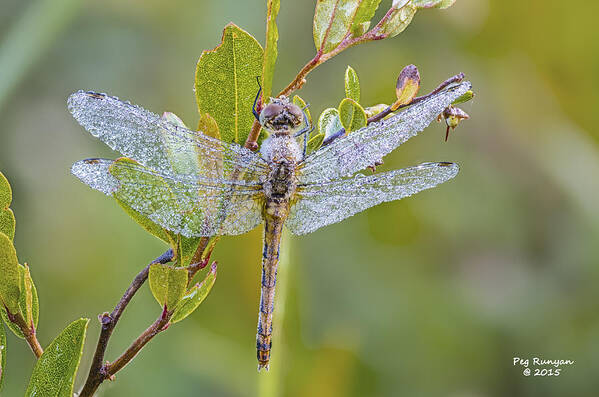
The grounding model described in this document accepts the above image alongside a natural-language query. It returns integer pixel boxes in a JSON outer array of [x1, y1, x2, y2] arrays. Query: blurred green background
[[2, 0, 599, 396]]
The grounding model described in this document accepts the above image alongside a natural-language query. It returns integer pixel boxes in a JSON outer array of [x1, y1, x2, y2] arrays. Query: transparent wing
[[68, 91, 268, 184], [298, 81, 471, 184], [286, 162, 459, 235], [72, 158, 264, 237]]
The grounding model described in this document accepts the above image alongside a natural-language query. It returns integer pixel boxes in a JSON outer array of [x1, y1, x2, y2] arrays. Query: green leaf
[[413, 0, 456, 9], [365, 103, 391, 118], [352, 21, 370, 37], [0, 233, 20, 313], [344, 66, 361, 102], [293, 95, 319, 150], [197, 112, 221, 140], [318, 108, 343, 139], [1, 264, 41, 339], [262, 0, 281, 100], [292, 95, 312, 126], [452, 90, 475, 105], [307, 133, 325, 155], [313, 0, 364, 53], [24, 318, 88, 397], [195, 23, 264, 145], [0, 172, 15, 241], [18, 264, 37, 329], [115, 196, 175, 245], [149, 263, 188, 310], [171, 263, 217, 323], [0, 320, 6, 391], [378, 1, 417, 38], [177, 236, 203, 267], [351, 0, 382, 36], [161, 112, 203, 177], [338, 98, 367, 134], [0, 172, 10, 210], [0, 210, 14, 242]]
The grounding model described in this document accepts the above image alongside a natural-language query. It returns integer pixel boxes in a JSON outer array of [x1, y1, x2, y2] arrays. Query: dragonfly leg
[[294, 105, 314, 159], [253, 76, 262, 122]]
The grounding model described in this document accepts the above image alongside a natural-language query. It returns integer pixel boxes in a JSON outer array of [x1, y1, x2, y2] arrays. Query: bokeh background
[[2, 0, 599, 396]]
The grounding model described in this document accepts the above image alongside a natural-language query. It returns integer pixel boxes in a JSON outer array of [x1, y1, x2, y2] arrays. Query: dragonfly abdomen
[[256, 200, 288, 370]]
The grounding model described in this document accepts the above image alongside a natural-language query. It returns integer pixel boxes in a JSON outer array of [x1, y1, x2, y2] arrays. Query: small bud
[[99, 312, 112, 327], [392, 65, 420, 111], [439, 105, 470, 141]]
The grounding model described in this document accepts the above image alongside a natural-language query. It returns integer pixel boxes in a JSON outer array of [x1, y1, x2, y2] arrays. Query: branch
[[277, 51, 323, 99], [79, 249, 174, 397], [5, 309, 43, 358], [102, 258, 218, 379], [104, 306, 172, 377], [322, 72, 465, 146]]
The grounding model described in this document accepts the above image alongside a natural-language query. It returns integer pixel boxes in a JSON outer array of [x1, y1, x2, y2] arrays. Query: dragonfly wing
[[286, 162, 458, 235], [72, 158, 264, 236], [298, 81, 471, 184], [68, 91, 267, 184]]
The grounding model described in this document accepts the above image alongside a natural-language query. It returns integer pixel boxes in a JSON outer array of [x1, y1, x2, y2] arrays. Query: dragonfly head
[[259, 96, 304, 135]]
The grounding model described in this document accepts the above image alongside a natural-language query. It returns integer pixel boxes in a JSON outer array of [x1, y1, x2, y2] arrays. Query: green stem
[[5, 310, 43, 358], [258, 231, 291, 397]]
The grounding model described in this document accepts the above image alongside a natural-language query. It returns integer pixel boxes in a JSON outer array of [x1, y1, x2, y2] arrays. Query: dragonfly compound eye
[[285, 103, 304, 128], [260, 98, 303, 134], [261, 103, 284, 121]]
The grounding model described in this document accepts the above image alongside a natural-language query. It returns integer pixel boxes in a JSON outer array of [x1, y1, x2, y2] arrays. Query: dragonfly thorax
[[259, 96, 303, 135], [264, 160, 297, 202]]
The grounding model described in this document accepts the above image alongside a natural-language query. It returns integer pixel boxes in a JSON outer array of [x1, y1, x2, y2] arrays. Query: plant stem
[[277, 52, 323, 99], [79, 249, 174, 397], [104, 307, 172, 377], [6, 310, 43, 358]]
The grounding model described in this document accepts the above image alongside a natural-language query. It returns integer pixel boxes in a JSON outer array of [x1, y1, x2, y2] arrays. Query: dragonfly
[[68, 79, 471, 370]]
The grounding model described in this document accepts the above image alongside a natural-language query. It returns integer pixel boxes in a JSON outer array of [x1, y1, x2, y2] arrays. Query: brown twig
[[79, 249, 174, 397], [104, 306, 172, 377], [5, 309, 43, 358], [322, 72, 465, 146]]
